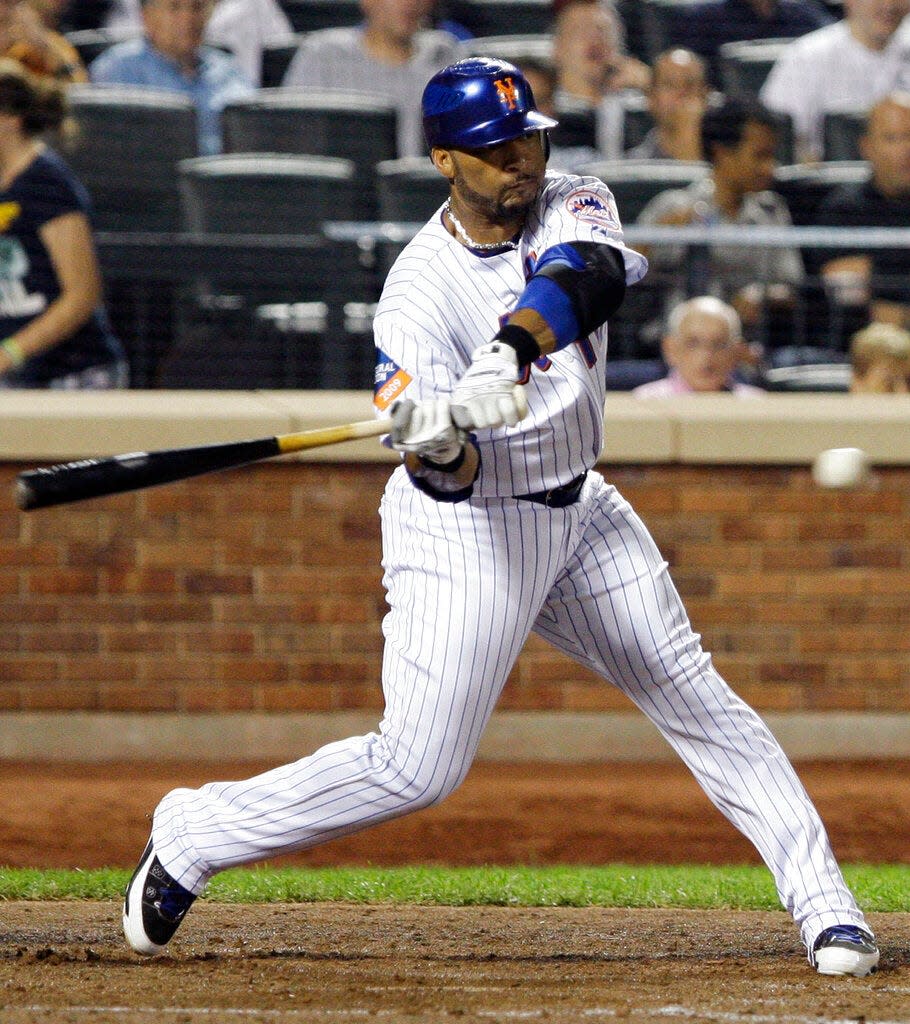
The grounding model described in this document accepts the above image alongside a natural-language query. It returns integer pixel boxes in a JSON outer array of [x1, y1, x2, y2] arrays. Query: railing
[[94, 225, 910, 388]]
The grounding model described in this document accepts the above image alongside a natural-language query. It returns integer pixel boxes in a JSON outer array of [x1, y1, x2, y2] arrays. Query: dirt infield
[[3, 903, 909, 1024], [3, 759, 910, 1022]]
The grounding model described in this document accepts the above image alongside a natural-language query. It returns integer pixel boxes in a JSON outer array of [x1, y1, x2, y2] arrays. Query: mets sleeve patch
[[374, 350, 413, 411], [564, 187, 621, 232]]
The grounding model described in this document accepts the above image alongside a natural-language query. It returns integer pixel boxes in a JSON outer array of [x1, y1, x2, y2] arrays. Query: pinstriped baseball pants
[[153, 467, 869, 954]]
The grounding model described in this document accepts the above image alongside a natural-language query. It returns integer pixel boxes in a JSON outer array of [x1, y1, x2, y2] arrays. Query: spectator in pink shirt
[[633, 296, 765, 396]]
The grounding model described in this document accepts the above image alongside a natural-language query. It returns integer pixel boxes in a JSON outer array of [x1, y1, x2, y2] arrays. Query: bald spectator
[[282, 0, 459, 158], [849, 322, 910, 391], [633, 296, 764, 397], [672, 0, 833, 89], [90, 0, 254, 155], [551, 0, 650, 160], [625, 47, 709, 161], [816, 92, 910, 334], [760, 0, 910, 162]]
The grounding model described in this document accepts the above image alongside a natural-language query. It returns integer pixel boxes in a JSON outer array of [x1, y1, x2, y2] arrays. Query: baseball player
[[123, 57, 878, 977]]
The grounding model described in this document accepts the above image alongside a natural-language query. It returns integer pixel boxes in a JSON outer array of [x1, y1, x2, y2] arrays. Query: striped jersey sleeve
[[372, 173, 649, 497]]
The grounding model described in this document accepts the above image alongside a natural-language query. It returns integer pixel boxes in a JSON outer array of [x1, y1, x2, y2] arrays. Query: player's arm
[[452, 242, 628, 429], [388, 397, 479, 503]]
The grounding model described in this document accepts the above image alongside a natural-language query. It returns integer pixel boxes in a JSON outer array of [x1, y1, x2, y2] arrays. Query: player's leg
[[532, 473, 877, 974], [125, 471, 565, 954]]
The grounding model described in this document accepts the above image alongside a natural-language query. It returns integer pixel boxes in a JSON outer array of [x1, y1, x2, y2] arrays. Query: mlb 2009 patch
[[564, 188, 620, 231], [374, 350, 412, 411]]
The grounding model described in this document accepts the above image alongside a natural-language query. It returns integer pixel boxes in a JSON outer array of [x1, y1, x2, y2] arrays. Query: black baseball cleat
[[123, 838, 196, 956], [813, 925, 880, 977]]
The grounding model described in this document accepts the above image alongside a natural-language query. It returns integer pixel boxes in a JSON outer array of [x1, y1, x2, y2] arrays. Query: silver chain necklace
[[444, 199, 520, 252]]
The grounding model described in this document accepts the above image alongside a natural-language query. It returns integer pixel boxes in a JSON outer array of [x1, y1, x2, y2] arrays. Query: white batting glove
[[451, 342, 527, 430], [389, 398, 466, 465]]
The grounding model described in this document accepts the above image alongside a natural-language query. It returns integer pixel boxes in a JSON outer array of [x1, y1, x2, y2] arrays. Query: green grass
[[1, 864, 909, 912]]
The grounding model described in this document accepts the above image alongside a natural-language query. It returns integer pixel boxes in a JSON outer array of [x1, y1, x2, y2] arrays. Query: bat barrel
[[15, 438, 282, 511]]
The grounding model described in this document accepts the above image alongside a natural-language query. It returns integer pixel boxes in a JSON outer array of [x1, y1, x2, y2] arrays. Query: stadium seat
[[619, 92, 653, 152], [64, 27, 127, 67], [170, 156, 376, 388], [604, 358, 667, 391], [260, 36, 302, 88], [458, 33, 552, 63], [577, 158, 711, 222], [773, 161, 869, 226], [550, 104, 598, 150], [822, 111, 867, 162], [446, 0, 554, 37], [717, 38, 793, 99], [277, 0, 361, 33], [375, 157, 448, 223], [637, 0, 704, 64], [179, 152, 358, 234], [221, 89, 397, 220], [64, 85, 197, 232], [157, 240, 380, 390], [761, 361, 852, 392]]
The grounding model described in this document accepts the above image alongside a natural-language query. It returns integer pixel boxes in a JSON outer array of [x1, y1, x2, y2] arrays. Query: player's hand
[[451, 342, 527, 430], [389, 398, 466, 464]]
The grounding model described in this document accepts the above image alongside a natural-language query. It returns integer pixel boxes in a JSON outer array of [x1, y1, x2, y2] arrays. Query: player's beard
[[450, 172, 540, 228]]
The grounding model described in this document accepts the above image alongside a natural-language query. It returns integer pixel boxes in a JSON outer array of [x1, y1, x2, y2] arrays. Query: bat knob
[[14, 477, 35, 511]]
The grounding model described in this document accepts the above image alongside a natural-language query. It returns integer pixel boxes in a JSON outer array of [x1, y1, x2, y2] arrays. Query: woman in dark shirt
[[0, 57, 125, 387]]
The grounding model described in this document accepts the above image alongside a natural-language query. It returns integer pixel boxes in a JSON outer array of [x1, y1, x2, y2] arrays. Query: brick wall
[[2, 460, 909, 714]]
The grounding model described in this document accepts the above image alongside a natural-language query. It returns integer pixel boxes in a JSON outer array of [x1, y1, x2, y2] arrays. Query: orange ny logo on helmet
[[493, 76, 519, 111]]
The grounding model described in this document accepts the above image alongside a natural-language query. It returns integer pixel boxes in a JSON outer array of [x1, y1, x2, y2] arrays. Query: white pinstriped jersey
[[148, 166, 873, 966], [373, 171, 647, 497]]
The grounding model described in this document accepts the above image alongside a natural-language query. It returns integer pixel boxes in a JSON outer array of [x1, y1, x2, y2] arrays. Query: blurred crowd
[[0, 0, 908, 391]]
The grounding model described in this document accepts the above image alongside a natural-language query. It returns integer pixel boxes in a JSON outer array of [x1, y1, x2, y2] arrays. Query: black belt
[[514, 473, 587, 508]]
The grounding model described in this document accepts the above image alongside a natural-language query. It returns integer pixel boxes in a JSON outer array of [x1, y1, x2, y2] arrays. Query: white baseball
[[811, 447, 871, 489]]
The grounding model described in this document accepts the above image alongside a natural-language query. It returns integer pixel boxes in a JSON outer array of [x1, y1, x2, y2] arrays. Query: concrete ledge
[[3, 711, 909, 763], [2, 391, 909, 466], [670, 393, 910, 464]]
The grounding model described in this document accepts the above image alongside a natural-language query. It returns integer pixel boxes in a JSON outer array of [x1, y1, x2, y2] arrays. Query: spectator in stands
[[0, 59, 126, 388], [760, 0, 910, 162], [90, 0, 253, 155], [671, 0, 833, 89], [102, 0, 295, 87], [849, 321, 910, 391], [625, 47, 708, 161], [551, 0, 650, 160], [816, 91, 910, 333], [0, 0, 87, 81], [282, 0, 460, 159], [513, 54, 600, 172], [633, 296, 764, 396], [637, 96, 803, 350]]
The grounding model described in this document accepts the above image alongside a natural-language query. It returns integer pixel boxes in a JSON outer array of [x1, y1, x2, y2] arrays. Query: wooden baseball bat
[[15, 418, 390, 511]]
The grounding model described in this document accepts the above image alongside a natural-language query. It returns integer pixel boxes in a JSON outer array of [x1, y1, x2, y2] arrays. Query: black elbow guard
[[535, 242, 627, 336]]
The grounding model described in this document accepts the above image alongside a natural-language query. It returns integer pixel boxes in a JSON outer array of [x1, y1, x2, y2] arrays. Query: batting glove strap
[[451, 342, 523, 430], [407, 437, 479, 504], [492, 323, 541, 367]]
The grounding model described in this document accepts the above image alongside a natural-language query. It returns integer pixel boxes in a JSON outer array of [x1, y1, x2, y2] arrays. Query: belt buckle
[[543, 486, 558, 507]]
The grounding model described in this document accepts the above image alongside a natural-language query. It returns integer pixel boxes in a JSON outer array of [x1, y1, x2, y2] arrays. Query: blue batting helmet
[[422, 57, 558, 151]]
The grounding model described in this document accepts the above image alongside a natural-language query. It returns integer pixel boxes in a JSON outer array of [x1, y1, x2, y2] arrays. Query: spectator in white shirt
[[760, 0, 910, 162]]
